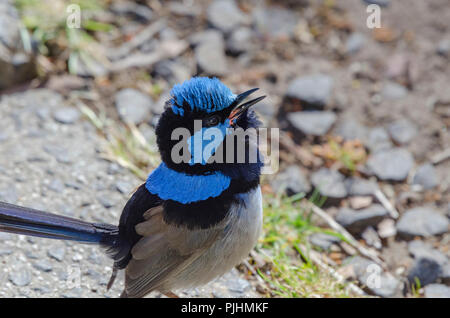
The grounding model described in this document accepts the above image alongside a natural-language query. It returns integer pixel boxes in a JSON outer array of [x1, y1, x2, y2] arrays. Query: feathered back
[[170, 77, 236, 115]]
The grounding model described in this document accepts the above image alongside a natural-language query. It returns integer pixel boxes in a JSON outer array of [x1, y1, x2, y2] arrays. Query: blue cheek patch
[[145, 163, 231, 204], [187, 121, 231, 165]]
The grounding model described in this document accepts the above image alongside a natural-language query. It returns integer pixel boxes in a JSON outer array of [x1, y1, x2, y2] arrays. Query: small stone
[[227, 27, 254, 55], [377, 218, 397, 238], [48, 179, 64, 193], [310, 168, 347, 199], [207, 0, 245, 33], [397, 207, 449, 238], [366, 127, 393, 152], [33, 260, 53, 272], [387, 119, 417, 145], [412, 163, 438, 190], [407, 258, 441, 287], [195, 34, 228, 76], [361, 226, 382, 249], [287, 111, 336, 136], [190, 29, 223, 46], [424, 284, 450, 298], [286, 74, 334, 109], [0, 185, 18, 204], [115, 88, 153, 125], [98, 195, 115, 209], [373, 274, 402, 298], [253, 100, 276, 125], [345, 33, 366, 55], [349, 196, 373, 210], [115, 181, 133, 194], [154, 60, 191, 85], [367, 148, 414, 181], [0, 247, 13, 256], [333, 118, 368, 141], [362, 0, 390, 7], [381, 82, 408, 100], [309, 233, 341, 250], [408, 240, 448, 267], [47, 246, 66, 262], [9, 268, 32, 287], [226, 277, 250, 294], [253, 6, 299, 39], [336, 204, 389, 233], [110, 1, 153, 22], [270, 165, 311, 196], [53, 107, 80, 124], [436, 39, 450, 57], [345, 178, 378, 196]]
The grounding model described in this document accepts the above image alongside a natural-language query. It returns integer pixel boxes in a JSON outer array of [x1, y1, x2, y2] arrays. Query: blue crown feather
[[171, 77, 236, 115]]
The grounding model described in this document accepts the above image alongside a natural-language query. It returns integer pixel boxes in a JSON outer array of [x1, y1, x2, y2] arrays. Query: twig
[[374, 189, 399, 219], [299, 245, 366, 296], [243, 259, 266, 286], [107, 20, 166, 60], [307, 203, 386, 269], [431, 148, 450, 165], [110, 40, 188, 72]]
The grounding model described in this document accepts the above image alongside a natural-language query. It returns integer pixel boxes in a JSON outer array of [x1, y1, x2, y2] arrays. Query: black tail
[[0, 201, 118, 246]]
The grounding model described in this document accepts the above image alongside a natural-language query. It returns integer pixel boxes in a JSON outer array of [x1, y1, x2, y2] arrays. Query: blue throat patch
[[171, 77, 236, 115], [145, 162, 231, 204]]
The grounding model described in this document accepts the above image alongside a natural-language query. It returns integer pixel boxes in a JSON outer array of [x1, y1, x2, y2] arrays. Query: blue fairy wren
[[0, 77, 266, 298]]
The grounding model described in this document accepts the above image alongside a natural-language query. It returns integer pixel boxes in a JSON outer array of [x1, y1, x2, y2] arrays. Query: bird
[[0, 77, 266, 298]]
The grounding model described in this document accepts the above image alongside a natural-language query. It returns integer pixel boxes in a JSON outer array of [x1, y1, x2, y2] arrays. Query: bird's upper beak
[[228, 88, 266, 126]]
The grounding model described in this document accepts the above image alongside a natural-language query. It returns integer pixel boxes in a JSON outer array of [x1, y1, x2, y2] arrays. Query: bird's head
[[155, 77, 266, 176]]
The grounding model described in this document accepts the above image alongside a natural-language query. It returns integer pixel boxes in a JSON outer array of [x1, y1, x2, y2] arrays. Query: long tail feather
[[0, 201, 118, 245]]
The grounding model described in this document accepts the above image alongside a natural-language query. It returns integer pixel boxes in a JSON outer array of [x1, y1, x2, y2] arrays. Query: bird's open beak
[[228, 88, 266, 126]]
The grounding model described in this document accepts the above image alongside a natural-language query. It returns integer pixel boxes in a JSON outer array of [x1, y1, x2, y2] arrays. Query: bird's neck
[[145, 162, 261, 205]]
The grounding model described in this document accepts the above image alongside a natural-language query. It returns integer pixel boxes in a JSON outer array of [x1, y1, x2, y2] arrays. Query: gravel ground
[[0, 89, 257, 298]]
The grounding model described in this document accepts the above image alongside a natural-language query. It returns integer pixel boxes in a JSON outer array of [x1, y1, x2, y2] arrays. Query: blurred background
[[0, 0, 449, 298]]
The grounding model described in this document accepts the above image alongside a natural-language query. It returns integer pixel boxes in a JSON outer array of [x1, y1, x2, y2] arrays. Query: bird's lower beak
[[228, 88, 266, 126]]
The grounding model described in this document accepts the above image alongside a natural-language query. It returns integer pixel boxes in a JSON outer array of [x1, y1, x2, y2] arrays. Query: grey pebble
[[424, 284, 450, 298], [207, 0, 245, 34], [271, 165, 311, 196], [311, 168, 347, 199], [195, 34, 228, 76], [407, 258, 441, 287], [397, 207, 449, 238], [9, 268, 32, 287], [412, 163, 438, 190], [48, 179, 64, 193], [387, 119, 417, 145], [115, 181, 133, 194], [336, 204, 389, 233], [97, 195, 115, 209], [47, 246, 66, 262], [381, 82, 408, 100], [115, 88, 153, 125], [286, 74, 334, 109], [362, 0, 390, 7], [366, 127, 393, 152], [309, 233, 340, 250], [53, 107, 80, 124], [345, 177, 378, 196], [366, 148, 414, 181], [345, 33, 366, 55], [253, 6, 299, 39], [287, 111, 336, 136], [33, 260, 53, 272]]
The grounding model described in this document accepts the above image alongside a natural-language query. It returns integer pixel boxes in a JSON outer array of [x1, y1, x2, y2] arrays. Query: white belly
[[169, 186, 263, 290]]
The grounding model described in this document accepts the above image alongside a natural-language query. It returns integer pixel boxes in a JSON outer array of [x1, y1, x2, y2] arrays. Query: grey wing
[[122, 205, 225, 298]]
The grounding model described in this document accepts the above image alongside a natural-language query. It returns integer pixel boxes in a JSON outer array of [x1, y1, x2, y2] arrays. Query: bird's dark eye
[[205, 115, 220, 127]]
